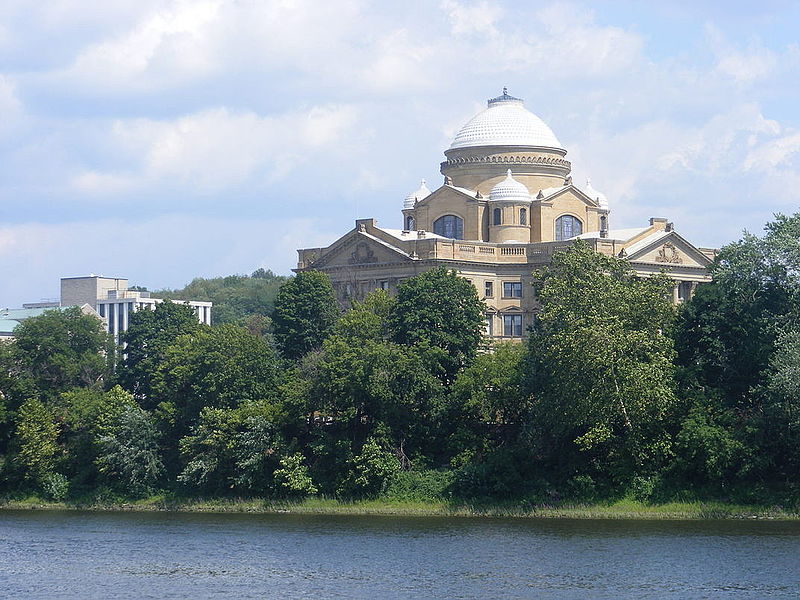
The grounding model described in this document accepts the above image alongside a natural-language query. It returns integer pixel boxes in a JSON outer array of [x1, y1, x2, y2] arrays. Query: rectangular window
[[106, 304, 114, 332], [484, 281, 494, 298], [379, 280, 390, 291], [503, 314, 523, 337], [503, 281, 523, 298], [485, 314, 493, 336]]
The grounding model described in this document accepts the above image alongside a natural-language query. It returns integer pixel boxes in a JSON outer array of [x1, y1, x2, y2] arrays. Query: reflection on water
[[1, 510, 799, 599]]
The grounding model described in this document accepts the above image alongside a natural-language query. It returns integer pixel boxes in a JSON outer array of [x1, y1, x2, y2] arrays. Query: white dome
[[403, 179, 431, 209], [583, 178, 609, 210], [489, 170, 531, 203], [450, 89, 562, 150]]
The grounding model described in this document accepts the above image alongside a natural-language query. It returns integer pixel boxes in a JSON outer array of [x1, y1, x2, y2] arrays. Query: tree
[[96, 403, 164, 496], [12, 307, 108, 399], [272, 271, 339, 360], [153, 324, 283, 435], [13, 397, 60, 486], [389, 267, 485, 385], [118, 301, 201, 403], [526, 242, 678, 487], [155, 269, 288, 325], [676, 212, 800, 404]]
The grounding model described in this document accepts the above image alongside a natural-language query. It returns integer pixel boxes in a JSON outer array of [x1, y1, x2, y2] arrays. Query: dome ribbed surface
[[450, 91, 562, 150], [489, 170, 531, 203]]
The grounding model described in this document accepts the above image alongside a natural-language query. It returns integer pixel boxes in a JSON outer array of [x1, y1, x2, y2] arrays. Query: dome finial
[[503, 86, 508, 95], [506, 168, 512, 177]]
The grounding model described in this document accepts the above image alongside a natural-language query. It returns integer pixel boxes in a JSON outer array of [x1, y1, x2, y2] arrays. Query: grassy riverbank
[[1, 495, 797, 520]]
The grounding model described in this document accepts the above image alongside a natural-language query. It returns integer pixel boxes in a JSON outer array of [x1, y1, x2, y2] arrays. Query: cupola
[[583, 178, 609, 210], [403, 179, 431, 209], [489, 170, 531, 203]]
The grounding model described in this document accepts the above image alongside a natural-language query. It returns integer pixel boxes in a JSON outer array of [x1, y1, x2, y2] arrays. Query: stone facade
[[297, 90, 715, 340]]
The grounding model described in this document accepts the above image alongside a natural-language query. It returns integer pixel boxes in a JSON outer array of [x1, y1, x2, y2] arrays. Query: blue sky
[[1, 0, 799, 306]]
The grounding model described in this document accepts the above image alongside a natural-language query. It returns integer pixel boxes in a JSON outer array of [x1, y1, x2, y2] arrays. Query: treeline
[[154, 268, 287, 327], [0, 213, 799, 506]]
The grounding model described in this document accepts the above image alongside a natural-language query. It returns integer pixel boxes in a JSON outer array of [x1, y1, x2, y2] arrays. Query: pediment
[[625, 232, 713, 268], [415, 185, 477, 208], [539, 185, 601, 209], [310, 231, 411, 268]]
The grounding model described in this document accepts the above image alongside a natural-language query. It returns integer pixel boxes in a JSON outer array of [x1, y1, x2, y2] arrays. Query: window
[[405, 215, 415, 230], [600, 215, 607, 231], [433, 215, 464, 239], [485, 314, 494, 336], [379, 280, 390, 291], [555, 215, 583, 241], [519, 208, 527, 225], [503, 281, 523, 298], [493, 207, 502, 225], [484, 281, 494, 298], [503, 314, 523, 337]]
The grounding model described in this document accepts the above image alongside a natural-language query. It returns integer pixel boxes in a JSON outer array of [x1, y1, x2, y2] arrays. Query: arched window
[[433, 215, 464, 239], [519, 208, 527, 225], [600, 215, 607, 231], [493, 208, 502, 225], [405, 215, 415, 231], [555, 215, 582, 241]]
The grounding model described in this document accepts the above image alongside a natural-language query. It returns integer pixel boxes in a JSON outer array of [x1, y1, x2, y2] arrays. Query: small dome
[[489, 170, 531, 203], [450, 89, 563, 150], [583, 178, 609, 210], [403, 179, 431, 209]]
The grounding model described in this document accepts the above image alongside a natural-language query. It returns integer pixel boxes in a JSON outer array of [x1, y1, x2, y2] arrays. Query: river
[[1, 510, 798, 599]]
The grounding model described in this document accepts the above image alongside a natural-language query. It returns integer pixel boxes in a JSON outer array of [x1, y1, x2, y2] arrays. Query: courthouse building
[[297, 90, 715, 339]]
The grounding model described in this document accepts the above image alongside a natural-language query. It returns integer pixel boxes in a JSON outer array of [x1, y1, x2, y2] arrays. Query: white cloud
[[57, 0, 221, 92], [71, 104, 360, 195], [440, 0, 503, 36]]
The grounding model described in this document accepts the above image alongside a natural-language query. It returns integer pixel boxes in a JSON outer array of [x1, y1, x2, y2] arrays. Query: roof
[[377, 228, 447, 241], [450, 90, 562, 150], [0, 319, 19, 334], [577, 227, 650, 242]]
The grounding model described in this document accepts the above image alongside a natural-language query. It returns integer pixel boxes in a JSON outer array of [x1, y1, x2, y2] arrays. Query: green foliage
[[232, 415, 282, 495], [677, 213, 800, 403], [155, 269, 288, 326], [55, 385, 135, 487], [310, 335, 443, 459], [177, 403, 283, 495], [336, 437, 400, 499], [389, 267, 485, 384], [118, 301, 201, 403], [272, 271, 339, 360], [13, 397, 60, 485], [153, 324, 283, 435], [526, 241, 678, 486], [384, 469, 454, 502], [40, 472, 69, 501], [12, 307, 108, 399], [273, 452, 317, 498], [96, 403, 164, 496], [334, 290, 394, 342]]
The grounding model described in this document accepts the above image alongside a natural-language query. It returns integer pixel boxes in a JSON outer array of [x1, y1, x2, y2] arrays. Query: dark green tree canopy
[[152, 324, 283, 433], [11, 307, 108, 399], [118, 301, 201, 403], [677, 212, 800, 404], [271, 270, 339, 360], [389, 266, 485, 384]]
